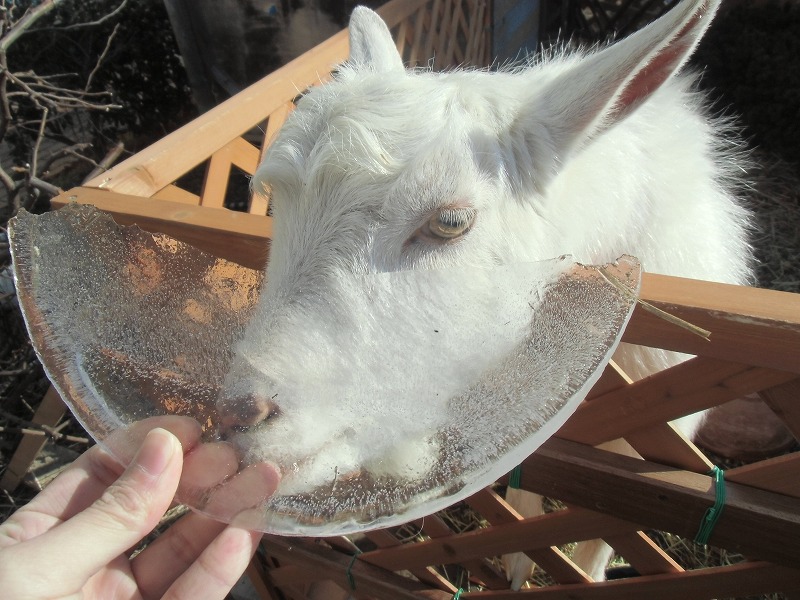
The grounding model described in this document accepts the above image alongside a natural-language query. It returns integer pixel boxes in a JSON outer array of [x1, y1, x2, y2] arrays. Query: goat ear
[[517, 0, 718, 186], [348, 7, 404, 72]]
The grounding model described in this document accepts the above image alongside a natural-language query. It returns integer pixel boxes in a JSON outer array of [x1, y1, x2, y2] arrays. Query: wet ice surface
[[9, 204, 641, 535]]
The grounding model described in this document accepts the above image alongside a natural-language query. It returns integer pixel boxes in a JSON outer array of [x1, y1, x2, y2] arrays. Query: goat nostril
[[265, 399, 281, 420], [219, 392, 281, 431]]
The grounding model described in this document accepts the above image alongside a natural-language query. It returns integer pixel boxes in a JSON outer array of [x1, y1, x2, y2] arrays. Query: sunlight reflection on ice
[[9, 204, 640, 535]]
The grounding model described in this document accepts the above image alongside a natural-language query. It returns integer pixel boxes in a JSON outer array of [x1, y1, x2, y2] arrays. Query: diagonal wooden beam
[[624, 274, 800, 374], [513, 438, 800, 569]]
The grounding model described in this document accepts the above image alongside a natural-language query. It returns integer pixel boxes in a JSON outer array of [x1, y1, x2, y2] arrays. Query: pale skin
[[0, 420, 281, 600]]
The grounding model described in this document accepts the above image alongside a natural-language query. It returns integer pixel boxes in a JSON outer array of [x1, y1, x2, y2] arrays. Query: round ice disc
[[9, 204, 641, 535]]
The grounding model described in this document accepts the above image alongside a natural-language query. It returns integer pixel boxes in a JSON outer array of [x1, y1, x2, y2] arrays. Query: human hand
[[0, 419, 280, 600]]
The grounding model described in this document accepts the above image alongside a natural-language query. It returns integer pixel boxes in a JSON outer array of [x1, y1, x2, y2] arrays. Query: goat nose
[[219, 393, 281, 433]]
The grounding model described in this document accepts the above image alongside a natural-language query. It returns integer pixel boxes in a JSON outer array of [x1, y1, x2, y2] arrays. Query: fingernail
[[135, 428, 177, 477]]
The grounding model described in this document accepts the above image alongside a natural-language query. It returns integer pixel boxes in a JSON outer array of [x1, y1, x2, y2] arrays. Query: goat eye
[[426, 207, 476, 240]]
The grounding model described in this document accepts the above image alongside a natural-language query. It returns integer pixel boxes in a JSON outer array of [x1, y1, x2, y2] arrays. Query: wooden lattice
[[75, 0, 490, 223], [34, 0, 800, 597]]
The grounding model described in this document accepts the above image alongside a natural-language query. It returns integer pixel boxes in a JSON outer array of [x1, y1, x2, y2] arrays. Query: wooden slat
[[444, 0, 464, 65], [417, 514, 509, 589], [151, 184, 201, 205], [586, 360, 631, 400], [603, 531, 682, 576], [558, 357, 797, 447], [464, 0, 485, 65], [568, 369, 703, 583], [372, 0, 431, 30], [249, 192, 269, 216], [466, 488, 591, 585], [363, 528, 458, 591], [425, 0, 443, 62], [624, 422, 713, 473], [409, 8, 428, 65], [259, 536, 453, 600], [435, 0, 454, 69], [458, 562, 800, 599], [361, 508, 640, 573], [561, 431, 696, 582], [245, 557, 284, 600], [0, 386, 66, 491], [455, 2, 471, 63], [394, 17, 411, 58], [83, 29, 350, 197], [51, 187, 271, 270], [514, 438, 800, 569], [625, 274, 800, 374], [200, 137, 261, 208], [261, 101, 294, 158], [81, 0, 432, 199], [200, 149, 232, 208], [227, 136, 261, 173], [726, 452, 800, 498], [266, 564, 357, 599], [759, 377, 800, 439], [266, 563, 315, 589]]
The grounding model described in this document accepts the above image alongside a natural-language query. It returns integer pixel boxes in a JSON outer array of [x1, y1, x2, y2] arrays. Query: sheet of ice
[[9, 204, 641, 535]]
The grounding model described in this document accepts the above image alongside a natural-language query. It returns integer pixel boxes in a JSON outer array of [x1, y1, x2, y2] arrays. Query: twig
[[83, 141, 124, 182], [0, 47, 11, 143], [29, 176, 61, 196], [85, 22, 119, 93], [30, 106, 48, 178], [598, 265, 712, 340], [0, 0, 67, 53], [0, 163, 15, 193], [54, 0, 128, 31], [0, 425, 90, 445], [40, 141, 92, 175], [4, 70, 120, 111], [0, 367, 29, 376]]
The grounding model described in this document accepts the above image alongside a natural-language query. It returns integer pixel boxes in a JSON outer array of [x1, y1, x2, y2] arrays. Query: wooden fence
[[10, 0, 800, 596]]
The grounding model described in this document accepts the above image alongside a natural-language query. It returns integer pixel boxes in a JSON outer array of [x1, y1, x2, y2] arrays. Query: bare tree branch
[[0, 0, 67, 53], [0, 0, 127, 213], [40, 141, 92, 174], [29, 176, 61, 196], [51, 0, 128, 32], [0, 164, 15, 193], [83, 141, 124, 182], [85, 22, 119, 92], [30, 106, 48, 178]]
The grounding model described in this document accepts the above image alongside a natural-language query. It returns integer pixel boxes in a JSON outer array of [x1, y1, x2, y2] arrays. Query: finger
[[132, 446, 276, 598], [202, 462, 281, 525], [176, 442, 239, 506], [11, 428, 183, 588], [162, 525, 262, 600], [0, 444, 125, 548], [103, 415, 204, 470], [131, 512, 227, 599], [15, 416, 202, 525]]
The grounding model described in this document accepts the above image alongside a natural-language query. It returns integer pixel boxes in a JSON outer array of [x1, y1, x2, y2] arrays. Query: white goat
[[223, 0, 752, 584]]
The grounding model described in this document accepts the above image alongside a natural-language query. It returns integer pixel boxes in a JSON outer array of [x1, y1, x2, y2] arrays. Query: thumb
[[31, 428, 183, 583]]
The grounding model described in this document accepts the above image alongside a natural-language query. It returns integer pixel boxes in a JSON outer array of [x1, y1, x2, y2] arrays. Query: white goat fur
[[247, 0, 752, 584]]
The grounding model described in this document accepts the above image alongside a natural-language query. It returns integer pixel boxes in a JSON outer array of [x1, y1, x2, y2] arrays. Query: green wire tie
[[346, 549, 362, 590], [694, 465, 726, 545], [453, 588, 465, 599], [508, 464, 522, 489]]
